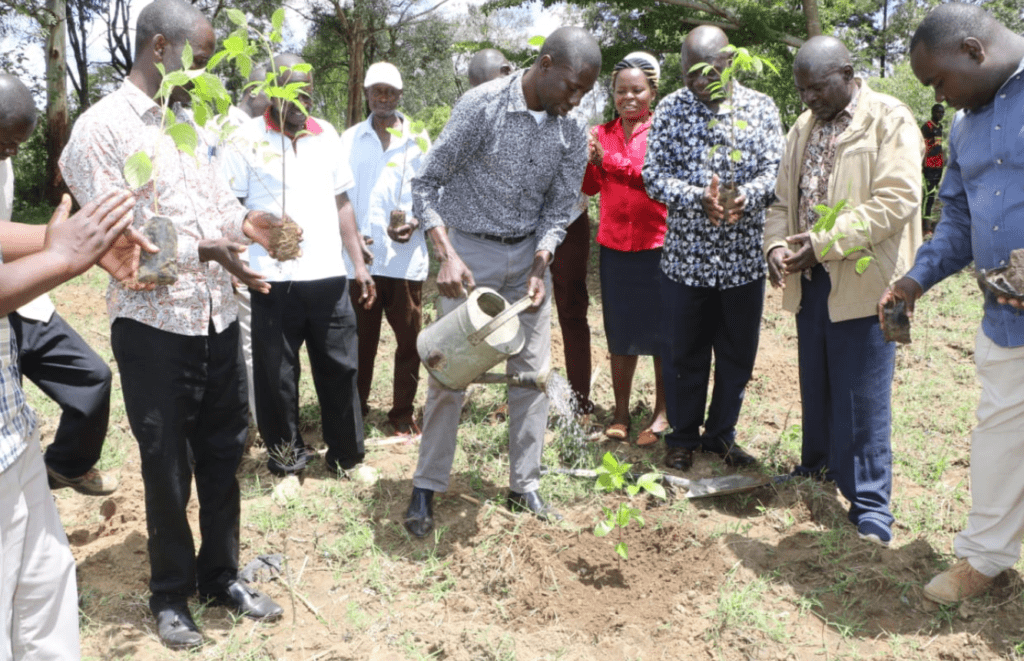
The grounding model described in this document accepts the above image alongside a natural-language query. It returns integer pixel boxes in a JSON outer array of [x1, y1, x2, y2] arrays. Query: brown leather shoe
[[923, 560, 995, 605], [47, 465, 118, 496]]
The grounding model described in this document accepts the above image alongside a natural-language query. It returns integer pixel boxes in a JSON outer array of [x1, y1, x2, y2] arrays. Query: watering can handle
[[467, 295, 534, 346]]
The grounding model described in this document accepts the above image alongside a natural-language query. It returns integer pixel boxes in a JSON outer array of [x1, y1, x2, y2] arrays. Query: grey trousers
[[413, 229, 551, 494]]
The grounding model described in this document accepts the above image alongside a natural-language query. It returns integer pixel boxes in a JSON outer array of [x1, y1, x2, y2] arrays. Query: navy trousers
[[795, 265, 895, 528], [10, 311, 111, 478], [662, 274, 764, 451]]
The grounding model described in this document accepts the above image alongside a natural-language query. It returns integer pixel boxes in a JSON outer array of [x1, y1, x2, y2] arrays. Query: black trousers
[[10, 311, 111, 478], [111, 318, 246, 608], [250, 277, 364, 474], [661, 275, 765, 451]]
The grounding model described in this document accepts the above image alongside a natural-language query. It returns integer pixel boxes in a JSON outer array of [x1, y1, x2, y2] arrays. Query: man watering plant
[[765, 36, 923, 548], [643, 26, 783, 473], [403, 26, 601, 538], [60, 0, 286, 649], [883, 3, 1024, 604]]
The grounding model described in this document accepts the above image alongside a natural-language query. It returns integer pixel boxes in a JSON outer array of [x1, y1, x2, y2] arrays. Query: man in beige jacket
[[764, 36, 922, 548]]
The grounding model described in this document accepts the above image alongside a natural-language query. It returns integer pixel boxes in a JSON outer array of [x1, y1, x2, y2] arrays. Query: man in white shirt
[[0, 74, 117, 497], [220, 54, 376, 475], [340, 62, 430, 435]]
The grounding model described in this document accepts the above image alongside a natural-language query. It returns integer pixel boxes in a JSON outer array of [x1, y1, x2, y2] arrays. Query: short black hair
[[910, 3, 996, 54], [539, 27, 601, 73], [134, 0, 207, 59]]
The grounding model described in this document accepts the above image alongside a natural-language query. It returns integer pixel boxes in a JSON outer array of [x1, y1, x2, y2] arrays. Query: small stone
[[100, 499, 117, 520]]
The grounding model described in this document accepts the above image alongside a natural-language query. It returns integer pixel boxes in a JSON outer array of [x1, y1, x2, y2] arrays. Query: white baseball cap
[[364, 62, 403, 90]]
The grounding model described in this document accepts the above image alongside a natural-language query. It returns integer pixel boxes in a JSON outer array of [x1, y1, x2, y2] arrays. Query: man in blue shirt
[[883, 3, 1024, 605]]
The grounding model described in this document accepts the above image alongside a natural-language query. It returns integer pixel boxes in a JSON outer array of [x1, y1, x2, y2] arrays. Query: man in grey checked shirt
[[404, 27, 601, 537]]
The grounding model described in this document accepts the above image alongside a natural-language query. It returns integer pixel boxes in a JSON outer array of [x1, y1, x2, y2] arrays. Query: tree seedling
[[813, 198, 911, 343], [122, 41, 232, 284], [384, 121, 430, 229], [690, 45, 778, 222], [593, 452, 666, 563]]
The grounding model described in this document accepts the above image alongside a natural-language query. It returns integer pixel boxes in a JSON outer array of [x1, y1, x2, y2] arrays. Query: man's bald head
[[538, 26, 602, 74], [793, 35, 852, 78], [0, 75, 37, 160], [468, 49, 512, 88], [909, 3, 998, 55], [271, 53, 310, 85], [134, 0, 207, 58], [793, 36, 856, 121], [682, 25, 730, 66]]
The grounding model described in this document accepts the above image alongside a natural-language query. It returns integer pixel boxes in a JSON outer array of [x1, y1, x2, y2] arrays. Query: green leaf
[[181, 41, 193, 70], [856, 256, 873, 274], [730, 149, 742, 163], [615, 542, 628, 560], [633, 512, 645, 528], [166, 123, 198, 158], [193, 101, 208, 128], [707, 118, 719, 129], [223, 34, 245, 56], [163, 107, 176, 127], [226, 8, 247, 27], [646, 482, 667, 500], [735, 119, 748, 130], [272, 7, 286, 32], [594, 520, 613, 537], [236, 54, 253, 79], [595, 473, 617, 492], [528, 35, 545, 48], [625, 484, 639, 497], [638, 473, 666, 500], [601, 452, 618, 474], [291, 63, 313, 74], [416, 137, 429, 153], [615, 504, 633, 527], [207, 50, 228, 71], [386, 161, 399, 168], [820, 235, 843, 258], [842, 245, 867, 258], [123, 151, 153, 190], [386, 127, 403, 138]]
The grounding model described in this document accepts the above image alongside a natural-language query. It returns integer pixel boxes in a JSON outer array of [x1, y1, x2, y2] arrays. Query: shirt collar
[[359, 111, 411, 148], [263, 108, 324, 139], [121, 79, 163, 121]]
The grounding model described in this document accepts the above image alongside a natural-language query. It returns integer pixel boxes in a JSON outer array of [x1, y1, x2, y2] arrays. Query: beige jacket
[[764, 82, 924, 322]]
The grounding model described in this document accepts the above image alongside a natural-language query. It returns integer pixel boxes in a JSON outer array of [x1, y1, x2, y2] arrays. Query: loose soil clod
[[389, 209, 407, 229], [269, 218, 302, 261], [882, 299, 912, 344], [137, 215, 178, 285]]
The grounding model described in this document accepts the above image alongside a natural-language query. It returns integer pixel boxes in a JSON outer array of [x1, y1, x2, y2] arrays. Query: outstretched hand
[[198, 238, 270, 294], [46, 191, 138, 279]]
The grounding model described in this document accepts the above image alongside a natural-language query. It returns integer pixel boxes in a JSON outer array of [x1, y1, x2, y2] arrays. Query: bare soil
[[38, 263, 1024, 661]]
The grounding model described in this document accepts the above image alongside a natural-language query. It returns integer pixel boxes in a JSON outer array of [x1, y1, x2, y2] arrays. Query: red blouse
[[582, 116, 667, 252]]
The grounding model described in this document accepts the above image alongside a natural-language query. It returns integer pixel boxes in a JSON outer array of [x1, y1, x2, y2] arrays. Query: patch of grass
[[707, 565, 790, 644]]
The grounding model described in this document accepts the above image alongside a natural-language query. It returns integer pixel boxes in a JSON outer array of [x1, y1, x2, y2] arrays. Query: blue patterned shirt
[[906, 58, 1024, 347], [643, 83, 782, 287]]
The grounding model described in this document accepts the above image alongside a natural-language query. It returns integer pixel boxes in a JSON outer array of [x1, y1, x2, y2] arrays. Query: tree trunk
[[803, 0, 822, 38], [345, 30, 365, 129], [44, 0, 69, 205]]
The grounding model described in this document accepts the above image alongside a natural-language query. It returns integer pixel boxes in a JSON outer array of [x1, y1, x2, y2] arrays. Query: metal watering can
[[417, 287, 548, 391]]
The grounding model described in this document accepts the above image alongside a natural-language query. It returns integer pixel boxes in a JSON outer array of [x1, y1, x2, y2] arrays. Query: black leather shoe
[[507, 490, 563, 522], [203, 580, 283, 621], [664, 446, 694, 471], [154, 603, 203, 650], [404, 487, 434, 538], [718, 444, 758, 468]]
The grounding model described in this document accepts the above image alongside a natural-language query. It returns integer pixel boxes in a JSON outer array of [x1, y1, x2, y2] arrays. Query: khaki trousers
[[413, 229, 551, 494], [0, 431, 79, 661], [956, 329, 1024, 576]]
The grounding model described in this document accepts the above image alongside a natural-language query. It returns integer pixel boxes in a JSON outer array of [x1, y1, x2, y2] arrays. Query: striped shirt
[[0, 247, 36, 473]]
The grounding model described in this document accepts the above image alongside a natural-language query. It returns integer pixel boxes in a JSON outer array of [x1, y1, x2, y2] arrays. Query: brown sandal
[[636, 428, 662, 447], [604, 423, 630, 440]]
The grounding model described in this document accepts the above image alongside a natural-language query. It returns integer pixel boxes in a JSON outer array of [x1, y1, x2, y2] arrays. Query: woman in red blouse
[[583, 52, 669, 447]]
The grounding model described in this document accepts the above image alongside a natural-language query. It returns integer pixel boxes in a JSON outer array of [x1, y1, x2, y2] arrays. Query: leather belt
[[470, 232, 532, 245]]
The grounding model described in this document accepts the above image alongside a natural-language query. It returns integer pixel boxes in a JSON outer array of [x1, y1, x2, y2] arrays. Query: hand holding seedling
[[701, 174, 746, 226], [243, 210, 302, 260], [98, 218, 160, 292], [387, 217, 418, 244], [879, 277, 923, 327], [767, 246, 791, 289], [198, 238, 270, 294], [783, 231, 819, 273], [48, 191, 138, 278]]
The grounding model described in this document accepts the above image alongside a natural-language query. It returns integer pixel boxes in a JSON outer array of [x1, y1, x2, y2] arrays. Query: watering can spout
[[471, 368, 551, 391]]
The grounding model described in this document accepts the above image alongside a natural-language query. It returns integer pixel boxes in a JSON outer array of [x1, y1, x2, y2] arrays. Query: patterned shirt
[[643, 82, 783, 288], [798, 86, 859, 233], [922, 120, 944, 170], [0, 246, 36, 474], [412, 71, 588, 256], [60, 81, 248, 336]]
